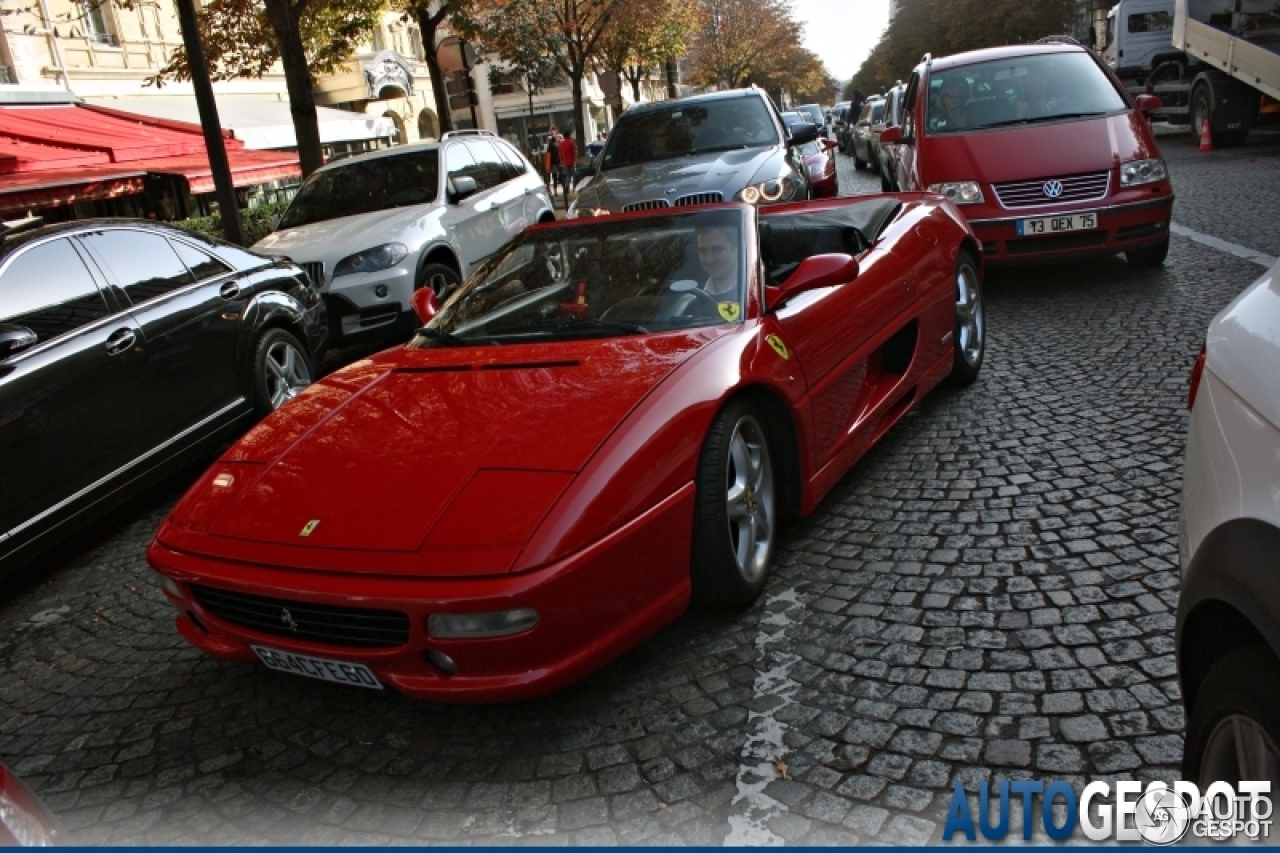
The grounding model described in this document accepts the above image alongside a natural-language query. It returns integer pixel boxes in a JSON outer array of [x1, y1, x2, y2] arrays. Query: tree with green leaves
[[458, 0, 561, 138], [596, 0, 696, 103], [686, 0, 801, 90], [153, 0, 385, 177]]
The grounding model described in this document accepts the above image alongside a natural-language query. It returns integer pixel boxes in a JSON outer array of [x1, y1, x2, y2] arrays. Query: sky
[[790, 0, 891, 83]]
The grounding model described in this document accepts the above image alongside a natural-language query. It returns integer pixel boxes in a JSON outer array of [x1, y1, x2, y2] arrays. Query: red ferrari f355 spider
[[148, 194, 984, 702]]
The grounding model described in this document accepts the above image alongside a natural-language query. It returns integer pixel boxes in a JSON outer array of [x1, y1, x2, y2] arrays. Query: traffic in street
[[1, 119, 1276, 842]]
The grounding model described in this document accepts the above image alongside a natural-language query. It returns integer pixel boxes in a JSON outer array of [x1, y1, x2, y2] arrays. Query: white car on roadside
[[1177, 256, 1280, 787], [254, 130, 554, 346]]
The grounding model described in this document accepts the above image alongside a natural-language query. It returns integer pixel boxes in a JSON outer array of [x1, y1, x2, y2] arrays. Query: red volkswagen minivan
[[882, 41, 1172, 266]]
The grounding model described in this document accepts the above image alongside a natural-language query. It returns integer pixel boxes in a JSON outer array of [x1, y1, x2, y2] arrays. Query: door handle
[[219, 281, 241, 300], [104, 327, 137, 356]]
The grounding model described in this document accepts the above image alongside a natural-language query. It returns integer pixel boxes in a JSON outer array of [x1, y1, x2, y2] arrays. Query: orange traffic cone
[[1198, 118, 1215, 152]]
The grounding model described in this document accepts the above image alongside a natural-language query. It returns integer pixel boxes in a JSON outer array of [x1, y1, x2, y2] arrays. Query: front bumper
[[147, 484, 694, 703], [966, 195, 1173, 263]]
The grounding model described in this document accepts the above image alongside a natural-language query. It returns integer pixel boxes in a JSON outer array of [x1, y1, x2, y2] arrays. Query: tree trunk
[[416, 6, 453, 136], [665, 56, 678, 99], [266, 0, 323, 177], [570, 69, 588, 156], [626, 65, 641, 103]]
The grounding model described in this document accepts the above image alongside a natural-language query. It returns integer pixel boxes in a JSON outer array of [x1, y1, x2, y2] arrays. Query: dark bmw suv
[[0, 219, 326, 576]]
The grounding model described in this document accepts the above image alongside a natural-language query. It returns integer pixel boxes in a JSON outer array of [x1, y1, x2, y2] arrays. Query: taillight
[[1188, 343, 1207, 410]]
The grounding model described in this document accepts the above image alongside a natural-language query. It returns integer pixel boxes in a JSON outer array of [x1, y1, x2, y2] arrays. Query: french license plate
[[252, 645, 382, 689], [1016, 212, 1098, 236]]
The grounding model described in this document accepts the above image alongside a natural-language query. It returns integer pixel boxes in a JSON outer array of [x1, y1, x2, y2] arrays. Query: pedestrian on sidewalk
[[557, 132, 578, 198], [544, 128, 562, 198]]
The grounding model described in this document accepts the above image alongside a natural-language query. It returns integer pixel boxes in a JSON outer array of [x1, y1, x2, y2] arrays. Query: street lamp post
[[173, 0, 244, 245]]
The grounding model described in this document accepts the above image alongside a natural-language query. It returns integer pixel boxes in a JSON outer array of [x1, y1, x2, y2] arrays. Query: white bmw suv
[[1178, 256, 1280, 789], [255, 131, 553, 346]]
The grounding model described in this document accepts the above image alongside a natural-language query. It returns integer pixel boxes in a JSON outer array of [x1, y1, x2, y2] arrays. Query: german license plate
[[252, 645, 382, 689], [1016, 212, 1098, 236]]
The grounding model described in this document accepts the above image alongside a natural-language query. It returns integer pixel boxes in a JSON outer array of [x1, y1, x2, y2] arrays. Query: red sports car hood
[[924, 112, 1154, 185], [179, 330, 722, 575]]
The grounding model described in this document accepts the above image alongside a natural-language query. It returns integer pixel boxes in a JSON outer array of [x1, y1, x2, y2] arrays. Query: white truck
[[1100, 0, 1280, 145]]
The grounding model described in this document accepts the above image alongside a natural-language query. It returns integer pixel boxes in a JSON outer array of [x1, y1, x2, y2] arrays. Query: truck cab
[[1102, 0, 1182, 80]]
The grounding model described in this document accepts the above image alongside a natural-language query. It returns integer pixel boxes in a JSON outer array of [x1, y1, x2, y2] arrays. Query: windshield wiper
[[415, 327, 472, 347], [507, 316, 650, 337], [980, 111, 1108, 129], [687, 143, 753, 155]]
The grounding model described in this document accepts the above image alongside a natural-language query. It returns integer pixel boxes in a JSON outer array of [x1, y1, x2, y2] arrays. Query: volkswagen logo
[[1043, 180, 1064, 198], [280, 608, 299, 632]]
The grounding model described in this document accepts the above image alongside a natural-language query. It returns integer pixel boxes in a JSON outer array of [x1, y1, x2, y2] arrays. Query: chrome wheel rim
[[264, 340, 311, 410], [1200, 714, 1280, 786], [956, 263, 983, 368], [423, 270, 459, 300], [724, 416, 775, 585]]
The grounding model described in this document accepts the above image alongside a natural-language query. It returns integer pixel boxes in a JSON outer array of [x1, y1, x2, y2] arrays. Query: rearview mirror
[[0, 323, 37, 358], [449, 175, 479, 203], [880, 125, 908, 145], [821, 138, 838, 151], [411, 287, 440, 323], [1135, 94, 1161, 115], [766, 253, 859, 311], [787, 121, 819, 146]]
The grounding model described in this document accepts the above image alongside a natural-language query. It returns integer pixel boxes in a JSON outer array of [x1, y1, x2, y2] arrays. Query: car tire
[[417, 262, 461, 301], [251, 328, 313, 417], [948, 251, 984, 386], [691, 401, 777, 608], [853, 151, 867, 170], [880, 170, 894, 192], [1126, 237, 1170, 268], [1182, 644, 1280, 786]]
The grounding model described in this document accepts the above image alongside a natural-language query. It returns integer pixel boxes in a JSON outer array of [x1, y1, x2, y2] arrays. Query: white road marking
[[725, 587, 806, 846], [1171, 222, 1276, 268]]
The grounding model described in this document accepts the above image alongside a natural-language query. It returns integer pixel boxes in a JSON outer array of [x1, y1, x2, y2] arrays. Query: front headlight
[[567, 205, 609, 219], [927, 181, 985, 205], [736, 175, 802, 205], [333, 242, 409, 278], [1119, 157, 1168, 187]]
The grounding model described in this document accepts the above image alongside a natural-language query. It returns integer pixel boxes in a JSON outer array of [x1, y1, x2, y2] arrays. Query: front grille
[[191, 584, 410, 649], [992, 171, 1110, 208], [622, 199, 672, 213], [299, 261, 326, 289], [674, 192, 723, 207]]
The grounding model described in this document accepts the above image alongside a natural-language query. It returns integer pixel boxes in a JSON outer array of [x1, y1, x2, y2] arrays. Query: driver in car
[[697, 225, 741, 298], [1017, 65, 1060, 118]]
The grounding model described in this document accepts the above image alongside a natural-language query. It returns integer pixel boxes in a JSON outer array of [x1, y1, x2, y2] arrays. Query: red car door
[[896, 73, 923, 191], [765, 234, 911, 470]]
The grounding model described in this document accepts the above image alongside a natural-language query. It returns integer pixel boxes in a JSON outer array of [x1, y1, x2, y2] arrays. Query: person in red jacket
[[557, 132, 579, 198]]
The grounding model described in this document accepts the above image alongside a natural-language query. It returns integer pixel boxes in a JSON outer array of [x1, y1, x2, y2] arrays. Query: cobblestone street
[[1, 129, 1278, 845]]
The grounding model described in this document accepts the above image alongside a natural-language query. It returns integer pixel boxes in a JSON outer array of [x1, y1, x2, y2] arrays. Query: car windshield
[[601, 96, 780, 170], [927, 52, 1128, 134], [797, 104, 824, 126], [412, 209, 747, 347], [278, 149, 440, 230]]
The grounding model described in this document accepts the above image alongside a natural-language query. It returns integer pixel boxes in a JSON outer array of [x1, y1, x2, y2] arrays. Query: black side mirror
[[787, 121, 819, 146], [0, 324, 37, 358], [449, 175, 479, 203]]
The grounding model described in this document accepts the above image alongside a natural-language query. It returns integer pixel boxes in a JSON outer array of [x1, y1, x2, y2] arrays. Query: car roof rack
[[921, 52, 932, 66], [441, 129, 496, 139], [1036, 35, 1082, 46]]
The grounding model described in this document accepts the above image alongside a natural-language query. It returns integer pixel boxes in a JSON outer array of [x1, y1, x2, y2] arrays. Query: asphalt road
[[1, 128, 1278, 845]]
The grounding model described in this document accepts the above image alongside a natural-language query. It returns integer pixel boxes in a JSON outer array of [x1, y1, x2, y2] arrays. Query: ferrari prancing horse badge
[[300, 519, 320, 537], [718, 302, 740, 322], [766, 334, 789, 360]]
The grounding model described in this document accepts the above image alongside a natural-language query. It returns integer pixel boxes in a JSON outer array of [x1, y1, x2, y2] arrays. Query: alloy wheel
[[724, 415, 775, 585], [264, 339, 312, 410], [1199, 713, 1280, 785], [956, 262, 984, 368]]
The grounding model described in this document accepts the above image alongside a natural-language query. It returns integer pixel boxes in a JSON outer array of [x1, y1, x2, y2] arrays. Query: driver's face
[[697, 230, 736, 282]]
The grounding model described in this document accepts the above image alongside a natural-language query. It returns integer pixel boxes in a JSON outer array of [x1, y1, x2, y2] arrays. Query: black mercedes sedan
[[0, 219, 326, 576]]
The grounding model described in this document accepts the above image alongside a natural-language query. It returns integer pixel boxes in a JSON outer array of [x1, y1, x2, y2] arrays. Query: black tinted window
[[170, 238, 232, 281], [279, 149, 440, 230], [495, 141, 529, 178], [603, 96, 780, 169], [466, 140, 510, 190], [446, 143, 479, 180], [0, 238, 110, 343], [81, 230, 193, 304]]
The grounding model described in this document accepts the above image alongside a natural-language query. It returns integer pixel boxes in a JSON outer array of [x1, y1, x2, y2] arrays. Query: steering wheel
[[666, 285, 722, 321]]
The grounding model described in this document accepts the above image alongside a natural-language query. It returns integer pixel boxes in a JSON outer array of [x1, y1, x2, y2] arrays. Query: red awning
[[132, 149, 301, 194], [0, 104, 242, 169], [0, 164, 146, 216]]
